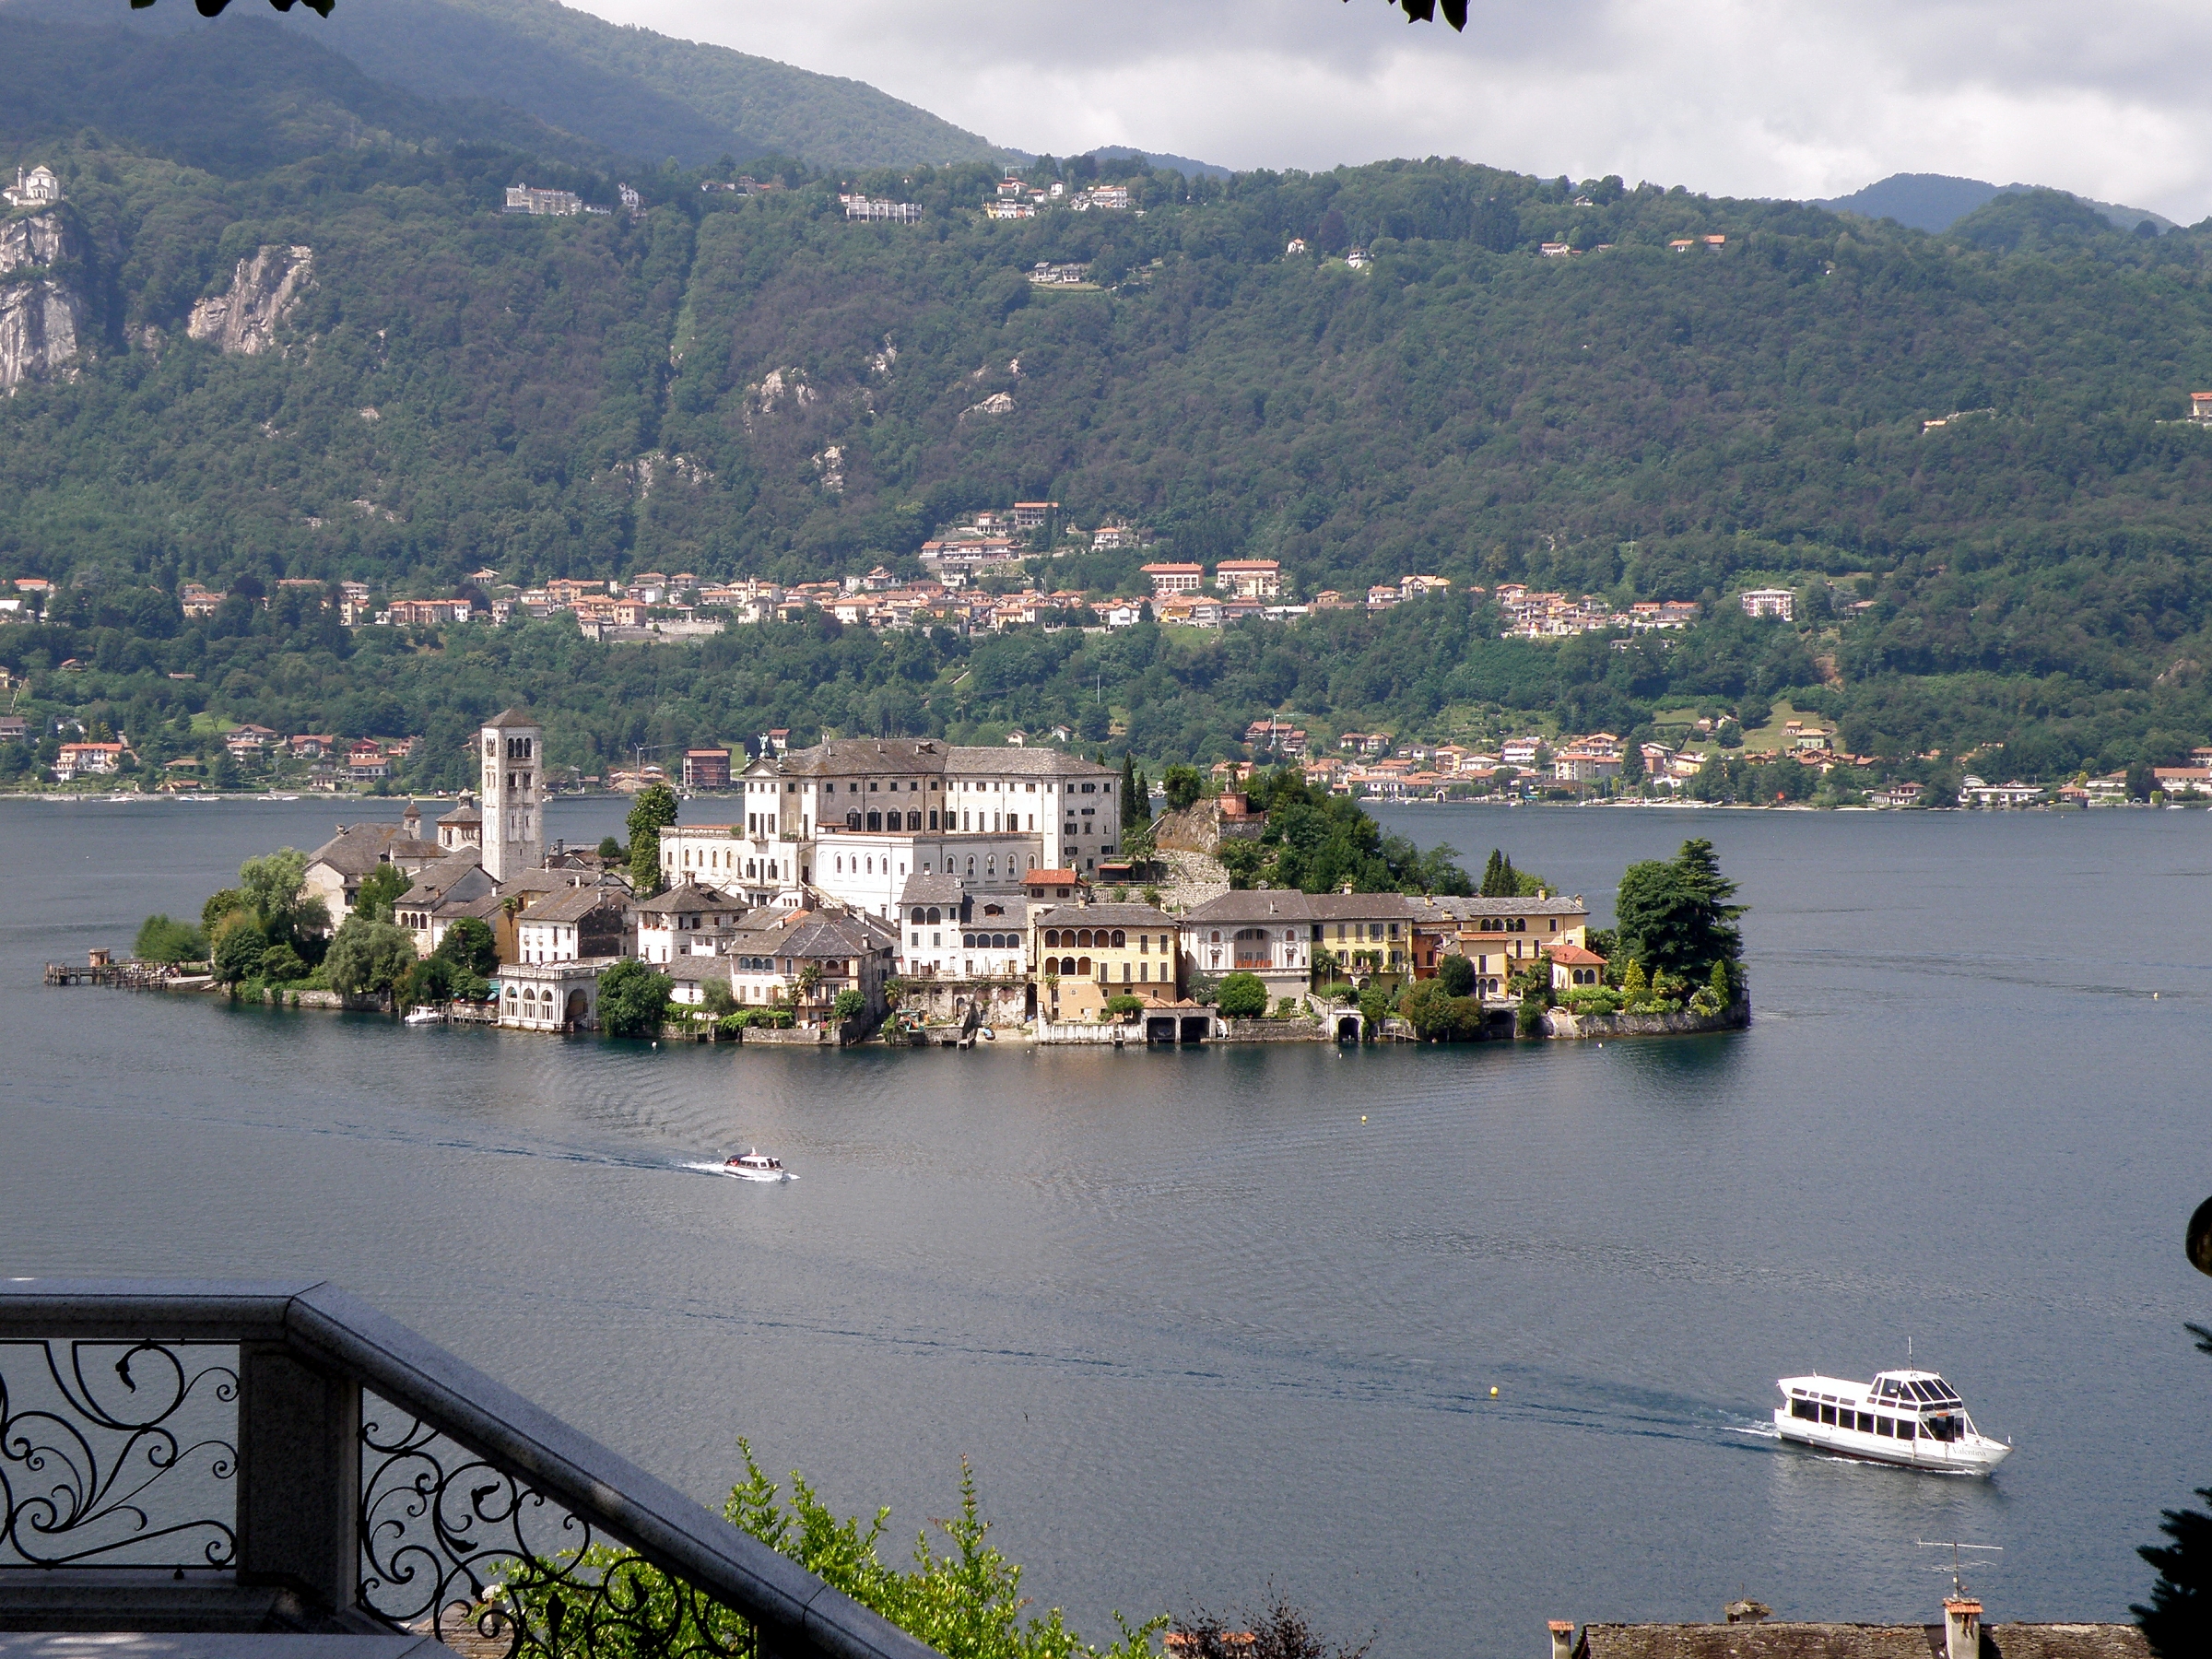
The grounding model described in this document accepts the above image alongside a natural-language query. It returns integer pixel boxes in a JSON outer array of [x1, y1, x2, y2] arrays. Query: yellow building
[[1032, 902, 1179, 1020]]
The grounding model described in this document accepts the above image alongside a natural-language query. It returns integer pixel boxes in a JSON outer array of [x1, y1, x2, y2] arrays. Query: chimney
[[1547, 1621, 1575, 1659], [1943, 1599, 1981, 1659]]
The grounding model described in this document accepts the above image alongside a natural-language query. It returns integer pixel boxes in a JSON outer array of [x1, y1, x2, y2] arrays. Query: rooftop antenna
[[1917, 1541, 2001, 1600]]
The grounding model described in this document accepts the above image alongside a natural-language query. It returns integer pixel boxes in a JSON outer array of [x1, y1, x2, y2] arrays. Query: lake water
[[3, 796, 2207, 1658]]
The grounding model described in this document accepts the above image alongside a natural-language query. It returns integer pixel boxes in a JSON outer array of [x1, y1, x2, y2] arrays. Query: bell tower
[[480, 708, 543, 882]]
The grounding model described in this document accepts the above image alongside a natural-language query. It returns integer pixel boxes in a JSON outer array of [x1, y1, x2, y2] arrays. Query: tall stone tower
[[479, 708, 543, 882]]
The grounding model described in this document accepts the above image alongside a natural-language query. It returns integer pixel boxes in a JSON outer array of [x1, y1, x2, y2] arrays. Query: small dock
[[44, 950, 183, 989]]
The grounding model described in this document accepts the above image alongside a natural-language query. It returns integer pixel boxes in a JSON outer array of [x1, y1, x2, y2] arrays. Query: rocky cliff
[[0, 212, 88, 394], [187, 244, 313, 356]]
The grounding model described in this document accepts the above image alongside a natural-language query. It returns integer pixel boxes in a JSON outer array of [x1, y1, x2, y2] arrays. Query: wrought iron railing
[[0, 1279, 939, 1659]]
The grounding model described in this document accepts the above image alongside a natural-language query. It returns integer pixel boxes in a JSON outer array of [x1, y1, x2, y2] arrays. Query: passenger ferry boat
[[723, 1148, 793, 1182], [1774, 1369, 2012, 1474]]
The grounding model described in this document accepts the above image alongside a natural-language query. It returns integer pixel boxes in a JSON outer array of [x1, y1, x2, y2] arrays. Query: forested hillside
[[7, 40, 2212, 786]]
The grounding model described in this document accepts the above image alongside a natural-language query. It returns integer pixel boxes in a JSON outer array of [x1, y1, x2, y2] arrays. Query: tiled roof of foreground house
[[306, 820, 440, 877], [630, 881, 740, 914]]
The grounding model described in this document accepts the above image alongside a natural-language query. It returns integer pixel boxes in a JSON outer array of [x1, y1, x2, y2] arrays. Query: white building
[[5, 165, 62, 208], [478, 709, 543, 882], [1739, 588, 1796, 621]]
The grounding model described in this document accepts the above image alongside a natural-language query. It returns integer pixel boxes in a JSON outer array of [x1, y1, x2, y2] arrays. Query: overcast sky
[[566, 0, 2206, 222]]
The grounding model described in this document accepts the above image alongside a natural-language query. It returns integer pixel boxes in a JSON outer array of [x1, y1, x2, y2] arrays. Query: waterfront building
[[656, 739, 1124, 923], [720, 906, 898, 1025], [1176, 891, 1316, 1007], [896, 872, 1034, 1024], [1031, 901, 1178, 1021], [479, 709, 543, 882], [1407, 893, 1591, 995], [498, 959, 610, 1030], [1545, 942, 1608, 990]]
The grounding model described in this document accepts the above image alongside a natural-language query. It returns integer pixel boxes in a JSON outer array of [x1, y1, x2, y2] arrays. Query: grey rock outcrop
[[188, 244, 313, 356], [0, 212, 88, 393]]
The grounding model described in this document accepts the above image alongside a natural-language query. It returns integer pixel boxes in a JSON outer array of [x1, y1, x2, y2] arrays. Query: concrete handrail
[[0, 1277, 940, 1659]]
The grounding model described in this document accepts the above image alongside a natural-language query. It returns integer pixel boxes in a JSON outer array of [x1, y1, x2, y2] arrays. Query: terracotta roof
[[1544, 943, 1606, 965], [1023, 869, 1080, 887], [1573, 1625, 2146, 1659]]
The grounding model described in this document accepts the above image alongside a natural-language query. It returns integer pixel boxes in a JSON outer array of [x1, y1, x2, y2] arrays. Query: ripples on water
[[2, 798, 2206, 1658]]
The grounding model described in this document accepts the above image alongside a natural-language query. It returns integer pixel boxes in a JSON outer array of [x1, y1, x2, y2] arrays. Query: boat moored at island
[[723, 1148, 793, 1182], [1774, 1369, 2011, 1475]]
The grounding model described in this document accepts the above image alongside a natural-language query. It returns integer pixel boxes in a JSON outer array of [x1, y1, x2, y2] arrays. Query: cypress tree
[[1480, 849, 1506, 896], [1120, 753, 1141, 829]]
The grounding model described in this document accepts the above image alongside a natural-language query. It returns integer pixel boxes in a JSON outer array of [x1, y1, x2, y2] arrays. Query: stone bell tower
[[479, 708, 543, 882]]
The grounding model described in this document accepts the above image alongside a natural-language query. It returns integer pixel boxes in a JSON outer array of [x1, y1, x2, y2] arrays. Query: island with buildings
[[88, 708, 1747, 1047]]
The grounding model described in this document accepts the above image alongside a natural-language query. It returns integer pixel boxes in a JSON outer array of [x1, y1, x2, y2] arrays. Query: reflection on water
[[1, 798, 2205, 1658]]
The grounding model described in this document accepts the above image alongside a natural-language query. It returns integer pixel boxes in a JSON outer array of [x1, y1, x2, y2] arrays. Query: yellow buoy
[[1489, 1386, 1499, 1397], [1360, 1115, 1368, 1123]]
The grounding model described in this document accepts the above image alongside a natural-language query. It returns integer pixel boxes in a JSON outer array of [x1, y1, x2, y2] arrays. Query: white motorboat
[[723, 1148, 793, 1182], [1774, 1368, 2011, 1475], [403, 1006, 444, 1027]]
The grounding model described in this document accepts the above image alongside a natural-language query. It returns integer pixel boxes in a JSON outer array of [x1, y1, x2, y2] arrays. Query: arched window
[[907, 811, 921, 830], [834, 856, 843, 873], [1210, 930, 1221, 943], [1077, 957, 1091, 975], [986, 855, 996, 877], [845, 810, 861, 830], [963, 934, 976, 948], [866, 811, 882, 832], [926, 908, 942, 925], [1044, 929, 1059, 947], [1111, 931, 1125, 948], [1075, 929, 1091, 948], [966, 856, 976, 875], [1028, 855, 1036, 870], [912, 907, 925, 924]]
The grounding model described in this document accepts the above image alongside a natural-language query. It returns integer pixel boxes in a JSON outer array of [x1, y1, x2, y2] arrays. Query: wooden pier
[[44, 950, 189, 989]]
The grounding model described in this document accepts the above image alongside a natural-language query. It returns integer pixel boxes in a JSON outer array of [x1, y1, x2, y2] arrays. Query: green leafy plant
[[1216, 971, 1268, 1018], [134, 913, 206, 963], [354, 862, 412, 924], [598, 959, 674, 1037], [324, 915, 418, 997], [831, 987, 868, 1023], [1103, 993, 1146, 1021]]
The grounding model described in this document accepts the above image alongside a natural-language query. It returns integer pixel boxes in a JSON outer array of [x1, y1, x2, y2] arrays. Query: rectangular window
[[1791, 1398, 1817, 1421], [1123, 963, 1131, 982], [1140, 962, 1149, 981], [1897, 1419, 1914, 1441], [1818, 1404, 1835, 1425], [1856, 1411, 1874, 1432], [1876, 1417, 1893, 1437], [1139, 935, 1148, 952]]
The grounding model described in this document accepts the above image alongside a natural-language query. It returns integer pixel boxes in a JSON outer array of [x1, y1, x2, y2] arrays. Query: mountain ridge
[[1817, 171, 2179, 235]]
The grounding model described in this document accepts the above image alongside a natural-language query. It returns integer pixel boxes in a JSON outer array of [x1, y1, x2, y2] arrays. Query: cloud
[[569, 0, 2210, 219]]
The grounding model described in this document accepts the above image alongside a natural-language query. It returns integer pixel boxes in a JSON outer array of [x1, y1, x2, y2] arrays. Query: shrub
[[433, 916, 500, 978], [498, 1444, 1161, 1659], [1275, 996, 1303, 1018], [1438, 953, 1476, 996], [258, 943, 308, 983], [1104, 993, 1146, 1021], [1216, 971, 1268, 1018], [135, 913, 206, 963], [1566, 987, 1621, 1016], [832, 988, 868, 1024]]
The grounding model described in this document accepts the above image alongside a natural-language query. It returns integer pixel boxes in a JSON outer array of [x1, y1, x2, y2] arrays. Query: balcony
[[0, 1278, 938, 1659]]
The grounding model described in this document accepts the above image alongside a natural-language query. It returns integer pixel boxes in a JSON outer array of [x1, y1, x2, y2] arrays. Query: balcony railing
[[0, 1278, 939, 1659]]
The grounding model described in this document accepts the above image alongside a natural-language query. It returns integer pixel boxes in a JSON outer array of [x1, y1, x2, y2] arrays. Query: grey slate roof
[[399, 849, 487, 904], [945, 746, 1114, 777], [1182, 890, 1419, 926], [438, 800, 481, 825], [306, 821, 417, 877], [631, 881, 740, 915], [776, 736, 1114, 781], [1418, 893, 1589, 919], [666, 956, 735, 983], [483, 708, 537, 730], [520, 886, 626, 924]]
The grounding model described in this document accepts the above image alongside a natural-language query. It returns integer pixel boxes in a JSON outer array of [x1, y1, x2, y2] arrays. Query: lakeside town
[[74, 708, 1747, 1045]]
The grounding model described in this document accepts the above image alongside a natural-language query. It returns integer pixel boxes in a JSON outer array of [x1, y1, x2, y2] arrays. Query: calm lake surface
[[3, 796, 2207, 1657]]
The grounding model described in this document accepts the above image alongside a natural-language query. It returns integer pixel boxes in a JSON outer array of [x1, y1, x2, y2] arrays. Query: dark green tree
[[354, 862, 412, 925], [1120, 754, 1144, 830], [433, 916, 500, 977], [1216, 971, 1269, 1018], [1613, 838, 1745, 981], [1439, 952, 1476, 996], [627, 784, 679, 897], [1479, 850, 1519, 898], [598, 959, 674, 1037], [2136, 1324, 2212, 1656], [209, 912, 265, 985], [1163, 766, 1205, 813]]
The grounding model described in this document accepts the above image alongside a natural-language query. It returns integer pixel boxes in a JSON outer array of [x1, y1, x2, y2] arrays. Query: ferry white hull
[[1772, 1410, 2011, 1474], [723, 1167, 792, 1182]]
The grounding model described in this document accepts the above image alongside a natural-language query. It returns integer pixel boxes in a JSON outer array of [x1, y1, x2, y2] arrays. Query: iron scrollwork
[[0, 1339, 239, 1569], [359, 1395, 752, 1658]]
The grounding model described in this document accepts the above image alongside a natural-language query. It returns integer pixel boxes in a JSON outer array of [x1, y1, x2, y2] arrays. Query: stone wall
[[1216, 1016, 1320, 1042], [1543, 1000, 1750, 1040]]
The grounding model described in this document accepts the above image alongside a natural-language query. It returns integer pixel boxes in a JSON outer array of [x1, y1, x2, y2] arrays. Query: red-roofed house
[[1544, 942, 1608, 990]]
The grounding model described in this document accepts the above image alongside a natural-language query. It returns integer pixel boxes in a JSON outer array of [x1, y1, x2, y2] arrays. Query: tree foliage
[[134, 912, 206, 962], [627, 784, 679, 897], [597, 957, 672, 1036], [2136, 1324, 2212, 1657], [354, 861, 411, 924], [1216, 971, 1269, 1018], [432, 915, 500, 977], [324, 914, 417, 996], [1613, 838, 1744, 982]]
